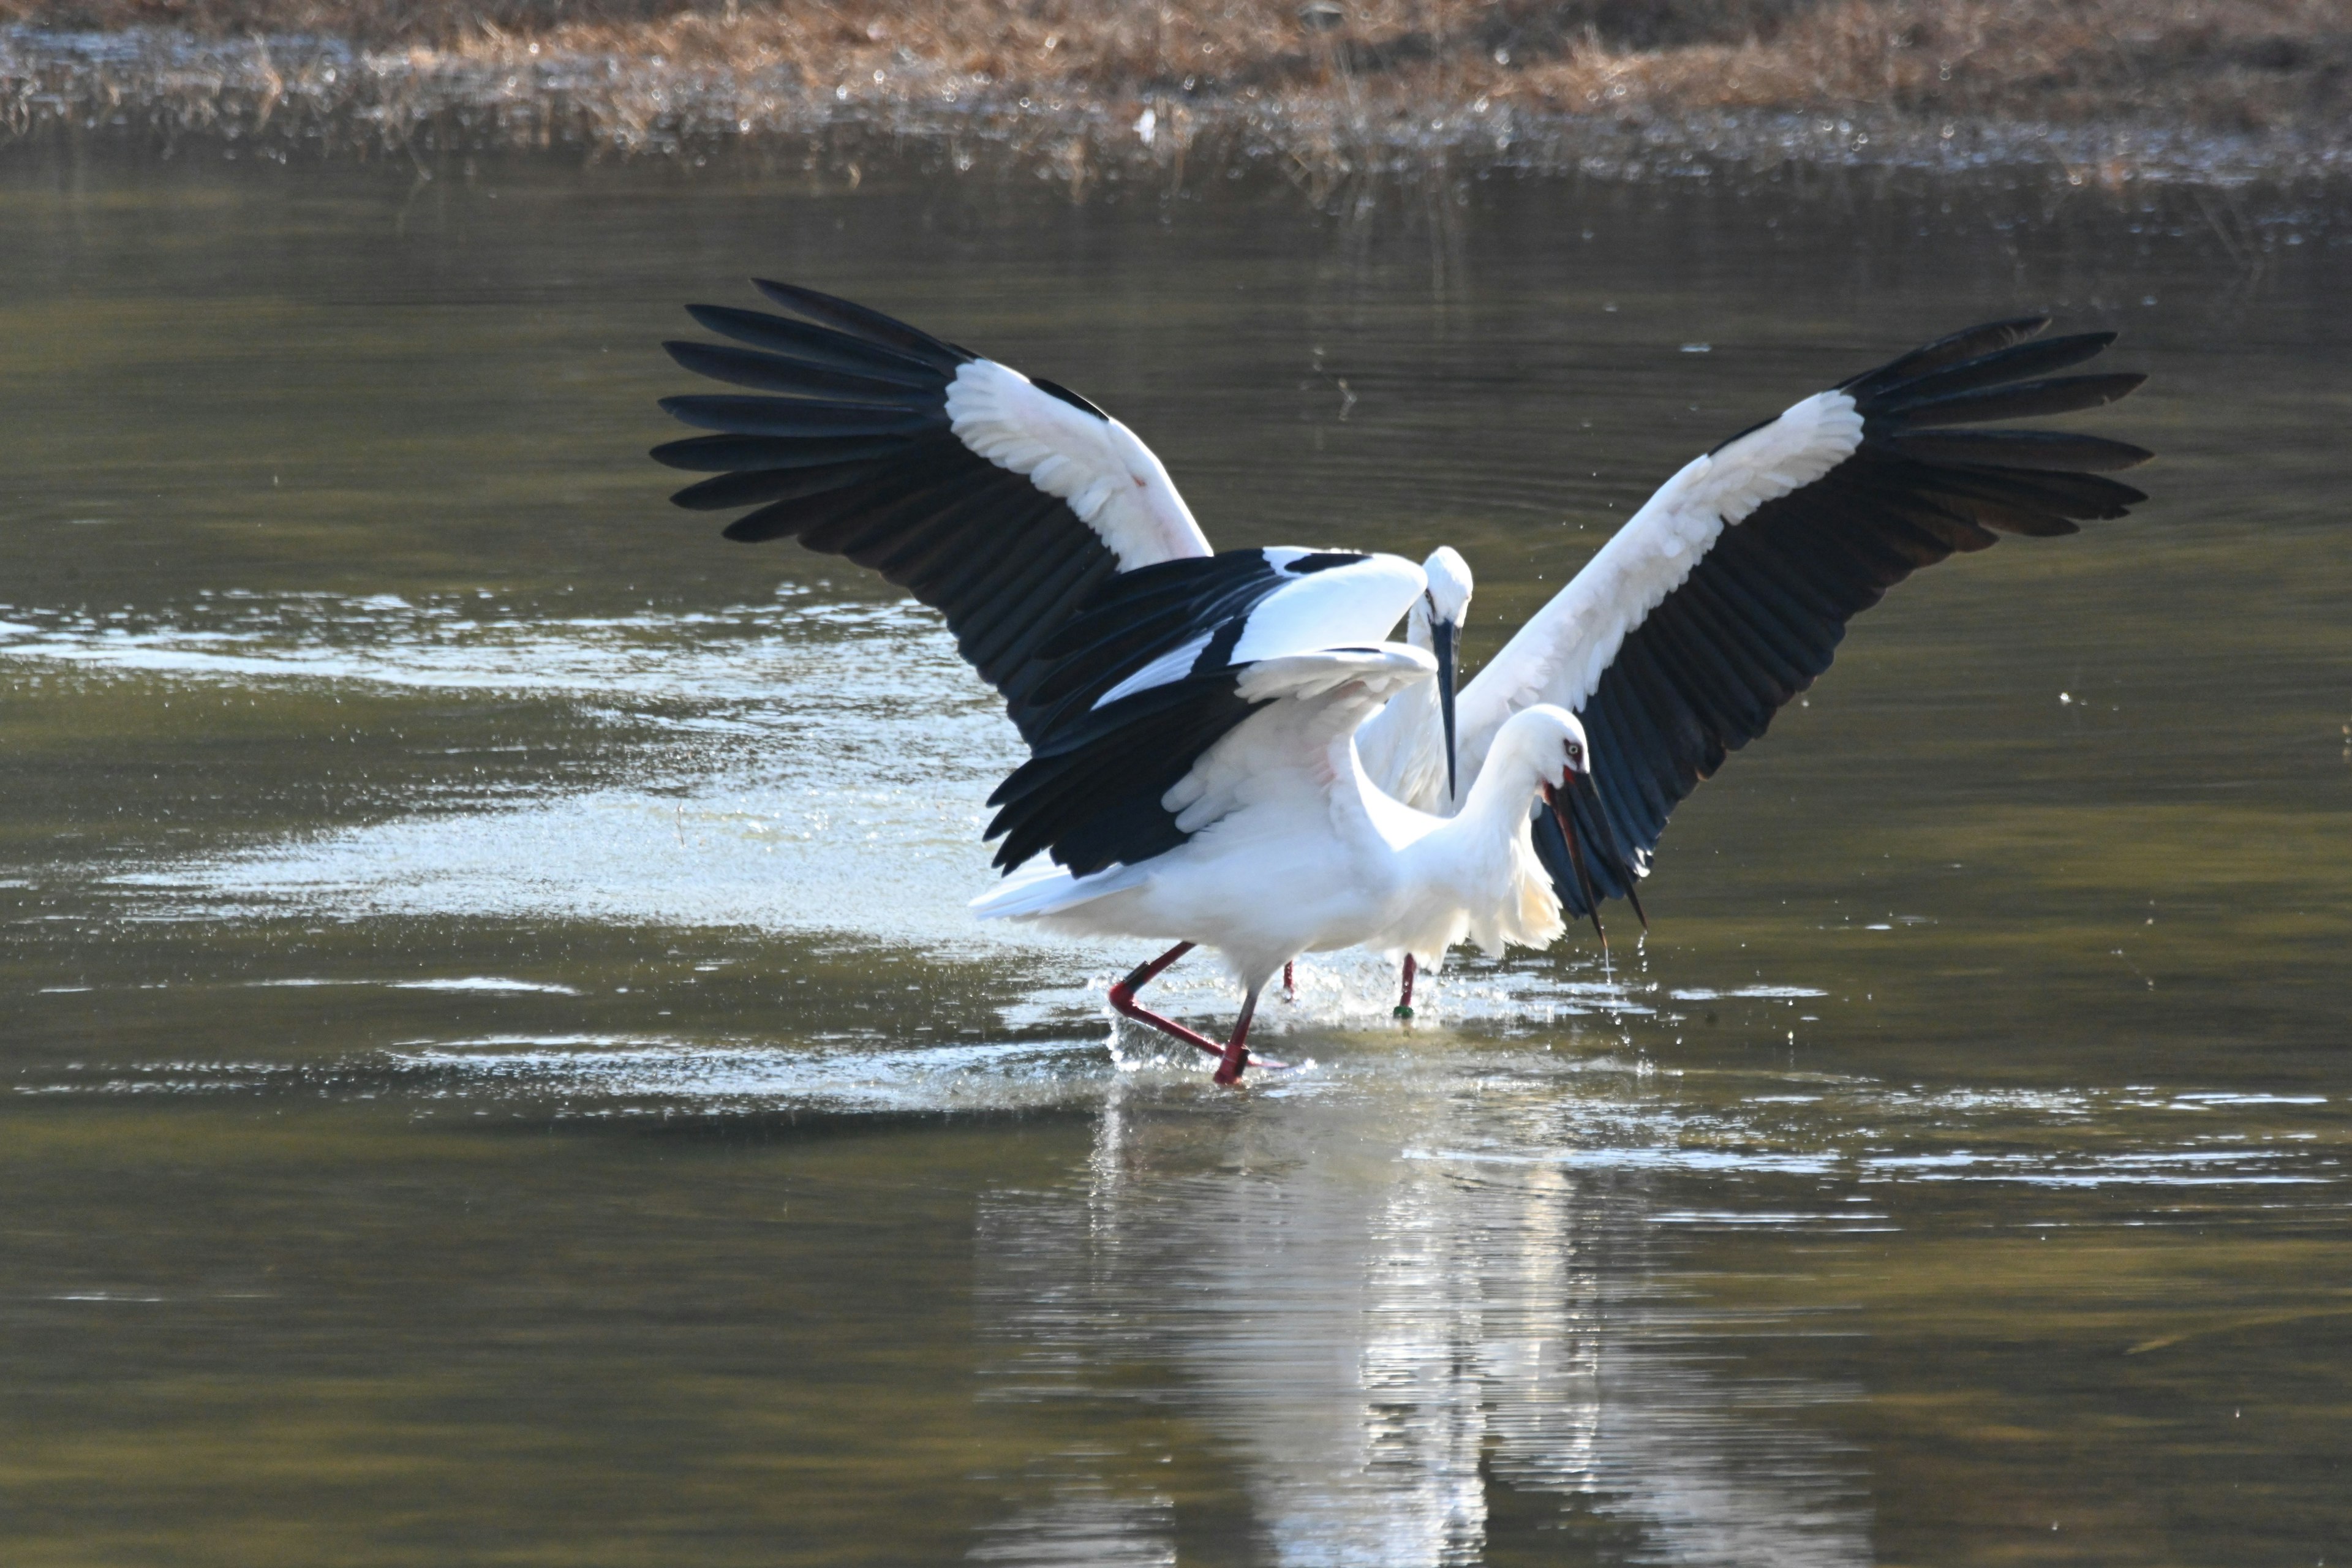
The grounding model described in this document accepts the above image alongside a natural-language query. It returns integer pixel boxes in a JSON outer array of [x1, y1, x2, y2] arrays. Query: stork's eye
[[1567, 742, 1582, 760]]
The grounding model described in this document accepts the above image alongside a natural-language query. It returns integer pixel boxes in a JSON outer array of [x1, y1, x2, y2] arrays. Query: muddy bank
[[4, 2, 2350, 186]]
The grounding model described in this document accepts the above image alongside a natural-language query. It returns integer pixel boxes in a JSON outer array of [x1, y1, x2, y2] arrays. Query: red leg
[[1212, 985, 1264, 1087], [1109, 942, 1223, 1058], [1393, 954, 1418, 1019], [1109, 944, 1287, 1080], [1282, 960, 1295, 1001]]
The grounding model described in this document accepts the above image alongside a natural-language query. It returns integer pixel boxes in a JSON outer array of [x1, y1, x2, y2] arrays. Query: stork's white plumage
[[941, 356, 1210, 568], [654, 282, 1634, 1082]]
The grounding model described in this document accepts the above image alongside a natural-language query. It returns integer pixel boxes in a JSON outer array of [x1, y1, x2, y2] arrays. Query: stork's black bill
[[1432, 616, 1460, 803], [1571, 768, 1646, 932], [1544, 782, 1608, 946]]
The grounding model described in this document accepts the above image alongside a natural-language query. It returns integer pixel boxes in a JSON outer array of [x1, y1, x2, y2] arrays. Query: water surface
[[2, 146, 2348, 1566]]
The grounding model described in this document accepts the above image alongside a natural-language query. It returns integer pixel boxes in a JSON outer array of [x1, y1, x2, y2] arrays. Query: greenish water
[[2, 145, 2348, 1566]]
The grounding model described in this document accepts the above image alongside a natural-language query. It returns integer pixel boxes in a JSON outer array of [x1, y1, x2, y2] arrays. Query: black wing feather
[[650, 432, 910, 473], [682, 302, 947, 385], [654, 282, 1148, 743], [985, 674, 1268, 874], [662, 339, 933, 402], [750, 279, 972, 369]]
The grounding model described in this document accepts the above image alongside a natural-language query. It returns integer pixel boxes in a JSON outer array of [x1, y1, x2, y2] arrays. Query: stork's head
[[1494, 704, 1590, 790], [1419, 545, 1473, 630], [1415, 546, 1474, 802]]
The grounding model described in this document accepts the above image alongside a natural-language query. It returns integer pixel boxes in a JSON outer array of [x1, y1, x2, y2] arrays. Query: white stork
[[652, 282, 1634, 1084]]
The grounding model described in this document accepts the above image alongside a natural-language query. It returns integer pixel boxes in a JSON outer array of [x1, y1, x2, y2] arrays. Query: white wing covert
[[943, 358, 1209, 568], [1166, 647, 1436, 834]]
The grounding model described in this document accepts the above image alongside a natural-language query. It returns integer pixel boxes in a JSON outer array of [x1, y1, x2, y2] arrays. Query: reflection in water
[[970, 1492, 1180, 1567], [975, 1071, 1871, 1566]]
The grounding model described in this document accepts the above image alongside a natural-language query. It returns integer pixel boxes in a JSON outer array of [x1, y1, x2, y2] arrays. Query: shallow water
[[2, 146, 2348, 1566]]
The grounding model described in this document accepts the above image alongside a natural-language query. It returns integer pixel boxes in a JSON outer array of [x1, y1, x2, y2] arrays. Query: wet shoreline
[[5, 24, 2348, 189]]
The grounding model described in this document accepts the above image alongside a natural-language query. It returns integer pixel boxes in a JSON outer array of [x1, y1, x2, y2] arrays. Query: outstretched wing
[[1457, 318, 2150, 911], [654, 281, 1212, 741], [985, 643, 1435, 878]]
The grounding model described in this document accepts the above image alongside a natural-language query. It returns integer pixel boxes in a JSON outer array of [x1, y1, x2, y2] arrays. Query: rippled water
[[2, 146, 2348, 1565]]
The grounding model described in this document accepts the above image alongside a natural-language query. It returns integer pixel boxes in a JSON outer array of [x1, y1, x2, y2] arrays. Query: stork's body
[[976, 694, 1581, 986]]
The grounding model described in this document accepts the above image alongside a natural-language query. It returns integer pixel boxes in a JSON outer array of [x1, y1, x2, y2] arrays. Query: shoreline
[[4, 22, 2349, 189]]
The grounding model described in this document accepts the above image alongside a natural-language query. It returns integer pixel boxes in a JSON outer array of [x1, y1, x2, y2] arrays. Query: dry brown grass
[[7, 0, 2345, 129], [2, 1, 2345, 163]]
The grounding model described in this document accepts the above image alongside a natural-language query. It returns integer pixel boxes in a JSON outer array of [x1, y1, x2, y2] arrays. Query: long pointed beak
[[1544, 782, 1607, 947], [1433, 617, 1459, 805], [1569, 767, 1647, 933]]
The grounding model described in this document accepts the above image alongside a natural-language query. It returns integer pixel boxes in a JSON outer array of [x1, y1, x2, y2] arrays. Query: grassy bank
[[4, 1, 2348, 175]]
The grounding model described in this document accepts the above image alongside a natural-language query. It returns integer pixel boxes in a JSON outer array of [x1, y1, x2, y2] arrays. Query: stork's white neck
[[1453, 724, 1554, 829], [1379, 712, 1568, 963], [1389, 728, 1547, 903]]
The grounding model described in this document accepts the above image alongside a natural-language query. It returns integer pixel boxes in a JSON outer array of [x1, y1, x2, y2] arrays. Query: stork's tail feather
[[969, 858, 1150, 921]]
